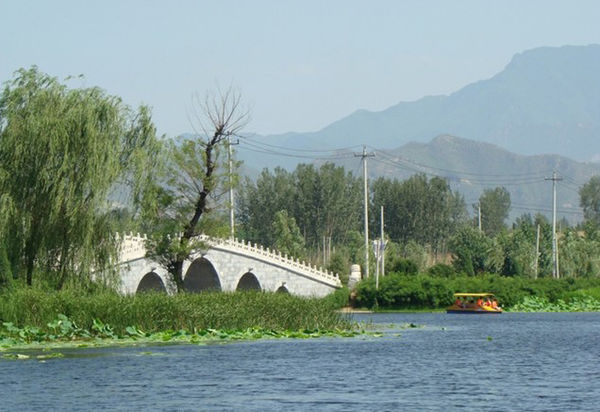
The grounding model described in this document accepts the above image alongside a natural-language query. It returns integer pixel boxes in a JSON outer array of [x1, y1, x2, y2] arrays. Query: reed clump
[[0, 288, 351, 335]]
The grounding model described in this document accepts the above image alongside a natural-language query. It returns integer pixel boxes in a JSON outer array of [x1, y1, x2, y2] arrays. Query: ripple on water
[[1, 312, 599, 411]]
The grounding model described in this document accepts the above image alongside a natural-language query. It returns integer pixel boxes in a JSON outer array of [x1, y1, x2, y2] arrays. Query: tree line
[[2, 67, 600, 292]]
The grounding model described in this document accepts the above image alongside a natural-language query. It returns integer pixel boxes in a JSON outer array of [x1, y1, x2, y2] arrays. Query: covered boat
[[447, 293, 502, 314]]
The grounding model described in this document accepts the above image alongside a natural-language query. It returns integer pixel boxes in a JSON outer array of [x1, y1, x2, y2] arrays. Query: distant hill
[[214, 44, 600, 222], [249, 44, 600, 162], [316, 135, 600, 223]]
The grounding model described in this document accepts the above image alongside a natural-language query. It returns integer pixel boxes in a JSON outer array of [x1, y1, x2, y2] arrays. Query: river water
[[2, 312, 599, 411]]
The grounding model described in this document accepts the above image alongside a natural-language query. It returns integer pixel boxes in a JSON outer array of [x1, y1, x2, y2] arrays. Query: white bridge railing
[[116, 233, 341, 288]]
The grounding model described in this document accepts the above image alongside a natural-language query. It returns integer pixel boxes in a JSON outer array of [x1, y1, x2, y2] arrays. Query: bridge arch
[[236, 272, 261, 291], [184, 257, 222, 292], [276, 284, 289, 294], [136, 271, 167, 293]]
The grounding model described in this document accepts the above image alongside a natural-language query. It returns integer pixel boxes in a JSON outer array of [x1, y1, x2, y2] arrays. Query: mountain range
[[247, 44, 600, 162], [233, 44, 600, 222], [327, 135, 600, 222]]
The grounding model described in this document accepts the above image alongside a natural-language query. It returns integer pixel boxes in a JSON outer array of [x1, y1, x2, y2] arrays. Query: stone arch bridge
[[117, 233, 341, 298]]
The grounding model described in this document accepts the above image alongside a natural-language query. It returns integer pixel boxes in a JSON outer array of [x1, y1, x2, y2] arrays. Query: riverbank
[[0, 288, 359, 353], [346, 296, 600, 313], [0, 321, 366, 355], [353, 273, 600, 310], [0, 288, 351, 333]]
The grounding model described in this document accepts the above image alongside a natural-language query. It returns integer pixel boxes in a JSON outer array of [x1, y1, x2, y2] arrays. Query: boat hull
[[446, 306, 502, 315], [446, 309, 502, 314]]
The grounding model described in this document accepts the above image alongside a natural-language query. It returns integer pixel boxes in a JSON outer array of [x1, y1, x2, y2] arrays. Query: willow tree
[[145, 89, 248, 292], [0, 67, 160, 288]]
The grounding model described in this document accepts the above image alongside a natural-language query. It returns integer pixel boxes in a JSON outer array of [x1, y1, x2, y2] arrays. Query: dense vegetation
[[2, 66, 600, 322], [0, 67, 160, 289], [237, 161, 600, 282], [0, 288, 351, 337], [353, 272, 600, 310]]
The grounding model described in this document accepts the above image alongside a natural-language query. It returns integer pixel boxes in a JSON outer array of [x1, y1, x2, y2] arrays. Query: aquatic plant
[[0, 288, 351, 336], [509, 296, 600, 312], [0, 314, 365, 352]]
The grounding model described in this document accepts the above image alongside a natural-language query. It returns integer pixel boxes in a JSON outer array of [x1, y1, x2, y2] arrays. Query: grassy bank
[[353, 273, 600, 311], [0, 288, 352, 343]]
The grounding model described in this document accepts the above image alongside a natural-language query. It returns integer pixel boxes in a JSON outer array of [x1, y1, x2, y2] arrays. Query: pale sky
[[2, 0, 600, 137]]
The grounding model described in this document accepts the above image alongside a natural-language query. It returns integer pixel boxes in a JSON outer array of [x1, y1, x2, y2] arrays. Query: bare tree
[[146, 88, 248, 292]]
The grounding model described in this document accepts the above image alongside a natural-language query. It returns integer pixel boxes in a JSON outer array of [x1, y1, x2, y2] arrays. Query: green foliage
[[388, 259, 418, 275], [371, 174, 467, 252], [322, 287, 351, 309], [426, 263, 456, 277], [352, 273, 600, 310], [478, 186, 511, 236], [559, 228, 600, 278], [143, 90, 247, 292], [0, 241, 12, 289], [511, 295, 600, 312], [0, 288, 350, 334], [580, 176, 600, 226], [237, 163, 362, 253], [399, 240, 429, 272], [0, 67, 160, 288], [355, 274, 454, 309], [448, 225, 492, 275], [271, 210, 305, 259], [327, 251, 350, 285]]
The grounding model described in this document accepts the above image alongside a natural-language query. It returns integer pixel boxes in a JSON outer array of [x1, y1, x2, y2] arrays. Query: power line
[[371, 156, 546, 186], [238, 139, 355, 160], [370, 146, 553, 179], [240, 134, 362, 153], [237, 139, 594, 204]]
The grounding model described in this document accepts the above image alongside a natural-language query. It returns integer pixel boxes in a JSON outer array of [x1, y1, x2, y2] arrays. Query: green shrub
[[427, 263, 456, 278], [389, 258, 418, 275], [352, 273, 600, 310]]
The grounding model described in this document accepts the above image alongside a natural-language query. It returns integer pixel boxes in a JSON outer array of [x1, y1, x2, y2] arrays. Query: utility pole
[[374, 240, 380, 289], [534, 223, 540, 279], [355, 145, 375, 278], [478, 202, 482, 232], [227, 136, 239, 240], [546, 171, 563, 279], [380, 205, 385, 278]]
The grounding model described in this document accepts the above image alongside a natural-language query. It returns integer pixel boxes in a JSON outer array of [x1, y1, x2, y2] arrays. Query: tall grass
[[0, 288, 351, 334]]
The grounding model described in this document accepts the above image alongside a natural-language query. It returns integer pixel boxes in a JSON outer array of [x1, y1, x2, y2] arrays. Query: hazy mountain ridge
[[331, 135, 600, 222], [227, 45, 600, 222], [255, 44, 600, 161]]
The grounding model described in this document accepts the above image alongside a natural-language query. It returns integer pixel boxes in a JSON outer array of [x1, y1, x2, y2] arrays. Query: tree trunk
[[172, 260, 185, 293]]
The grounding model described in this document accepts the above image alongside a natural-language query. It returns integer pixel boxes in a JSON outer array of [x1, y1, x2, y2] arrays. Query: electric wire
[[238, 139, 355, 160], [368, 145, 554, 179], [240, 134, 363, 153], [236, 138, 593, 220]]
